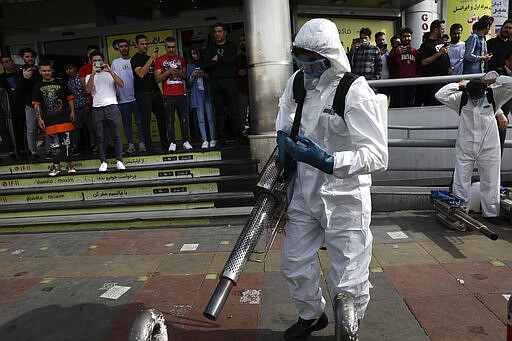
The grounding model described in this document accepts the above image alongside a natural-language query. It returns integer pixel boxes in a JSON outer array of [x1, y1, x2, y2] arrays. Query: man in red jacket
[[388, 27, 418, 107]]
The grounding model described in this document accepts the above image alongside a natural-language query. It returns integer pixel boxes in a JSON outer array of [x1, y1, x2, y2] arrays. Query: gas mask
[[292, 52, 331, 78]]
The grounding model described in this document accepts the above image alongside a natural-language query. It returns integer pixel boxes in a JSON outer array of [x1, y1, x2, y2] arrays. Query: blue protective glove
[[276, 130, 289, 169], [284, 134, 334, 174]]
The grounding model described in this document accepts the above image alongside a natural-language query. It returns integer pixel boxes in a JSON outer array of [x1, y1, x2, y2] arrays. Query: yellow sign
[[446, 0, 493, 41], [298, 17, 395, 51], [106, 30, 174, 62]]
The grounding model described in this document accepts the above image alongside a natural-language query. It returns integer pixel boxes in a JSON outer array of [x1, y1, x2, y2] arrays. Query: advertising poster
[[106, 30, 174, 62], [298, 17, 395, 51], [492, 0, 509, 33], [446, 0, 493, 40]]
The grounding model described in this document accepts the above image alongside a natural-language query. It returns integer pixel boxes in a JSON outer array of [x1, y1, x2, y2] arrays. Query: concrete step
[[371, 186, 449, 211], [0, 206, 253, 233]]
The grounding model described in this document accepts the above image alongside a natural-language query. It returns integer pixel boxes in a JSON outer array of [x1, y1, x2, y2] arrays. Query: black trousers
[[211, 78, 241, 142], [163, 95, 190, 143], [135, 90, 168, 151]]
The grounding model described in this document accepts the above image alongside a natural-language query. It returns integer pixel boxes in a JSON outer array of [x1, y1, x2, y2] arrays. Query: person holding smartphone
[[347, 27, 382, 80], [85, 50, 126, 172], [154, 36, 193, 152], [187, 47, 216, 149], [463, 15, 494, 74], [17, 47, 41, 161], [418, 19, 452, 105], [130, 34, 168, 152], [388, 27, 418, 107]]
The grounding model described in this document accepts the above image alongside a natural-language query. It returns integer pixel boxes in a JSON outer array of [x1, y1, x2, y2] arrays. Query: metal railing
[[367, 74, 512, 178], [367, 73, 485, 88]]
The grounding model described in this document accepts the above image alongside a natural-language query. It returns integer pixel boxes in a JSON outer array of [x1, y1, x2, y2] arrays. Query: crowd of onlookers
[[2, 17, 512, 175], [0, 22, 249, 176], [347, 16, 512, 108]]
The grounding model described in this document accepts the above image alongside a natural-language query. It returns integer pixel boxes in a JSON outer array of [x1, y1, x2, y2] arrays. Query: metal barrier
[[367, 73, 485, 88], [366, 73, 512, 180]]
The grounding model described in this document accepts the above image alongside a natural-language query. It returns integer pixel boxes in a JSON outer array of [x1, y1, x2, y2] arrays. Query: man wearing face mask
[[276, 18, 388, 340], [347, 27, 382, 80], [435, 77, 512, 224]]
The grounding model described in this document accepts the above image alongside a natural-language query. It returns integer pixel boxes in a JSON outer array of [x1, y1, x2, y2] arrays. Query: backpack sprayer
[[430, 190, 498, 240]]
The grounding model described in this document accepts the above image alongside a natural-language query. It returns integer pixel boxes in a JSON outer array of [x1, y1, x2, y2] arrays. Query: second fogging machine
[[203, 147, 290, 320], [430, 190, 498, 240]]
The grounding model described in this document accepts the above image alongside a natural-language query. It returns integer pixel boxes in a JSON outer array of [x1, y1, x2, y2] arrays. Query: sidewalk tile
[[443, 261, 512, 294], [419, 240, 493, 263], [107, 273, 262, 341], [158, 253, 213, 275], [373, 242, 438, 266], [404, 294, 506, 341], [0, 277, 40, 308], [362, 272, 429, 340], [384, 264, 467, 298]]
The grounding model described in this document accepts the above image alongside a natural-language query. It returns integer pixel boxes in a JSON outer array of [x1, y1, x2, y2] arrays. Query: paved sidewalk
[[0, 210, 510, 341]]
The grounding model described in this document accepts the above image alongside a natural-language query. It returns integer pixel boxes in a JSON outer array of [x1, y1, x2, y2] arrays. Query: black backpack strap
[[459, 90, 468, 114], [290, 71, 306, 140], [292, 70, 306, 105], [332, 72, 359, 119], [459, 88, 496, 113], [284, 71, 306, 179], [486, 88, 496, 113]]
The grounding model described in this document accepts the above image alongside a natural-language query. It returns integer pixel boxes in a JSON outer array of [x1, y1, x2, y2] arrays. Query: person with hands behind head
[[85, 50, 126, 173], [276, 18, 388, 341], [32, 60, 76, 176], [435, 75, 512, 224]]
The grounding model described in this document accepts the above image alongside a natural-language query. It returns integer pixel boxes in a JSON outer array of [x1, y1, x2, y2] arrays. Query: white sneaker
[[183, 141, 193, 150], [209, 140, 218, 148], [139, 142, 146, 152], [201, 140, 209, 149], [168, 142, 176, 152], [127, 143, 136, 153], [116, 160, 126, 170], [99, 162, 108, 172]]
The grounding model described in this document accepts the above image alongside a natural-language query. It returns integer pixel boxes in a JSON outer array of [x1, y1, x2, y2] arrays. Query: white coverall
[[435, 76, 512, 217], [276, 19, 388, 320]]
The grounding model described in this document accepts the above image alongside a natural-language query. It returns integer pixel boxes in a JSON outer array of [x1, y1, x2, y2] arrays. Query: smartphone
[[93, 60, 104, 70], [443, 42, 450, 47], [154, 47, 159, 53]]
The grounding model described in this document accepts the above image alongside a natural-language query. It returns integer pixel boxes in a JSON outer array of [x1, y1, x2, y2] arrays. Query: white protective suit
[[276, 19, 388, 320], [435, 76, 512, 217]]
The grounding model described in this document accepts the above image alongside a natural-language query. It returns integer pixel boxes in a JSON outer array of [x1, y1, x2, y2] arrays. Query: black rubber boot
[[284, 312, 328, 341]]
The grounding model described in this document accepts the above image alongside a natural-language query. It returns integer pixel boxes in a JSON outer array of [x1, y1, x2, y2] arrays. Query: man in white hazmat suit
[[276, 18, 388, 340], [435, 76, 512, 223]]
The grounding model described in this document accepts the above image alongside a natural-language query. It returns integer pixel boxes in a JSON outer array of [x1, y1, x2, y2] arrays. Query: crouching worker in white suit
[[435, 76, 512, 224], [276, 18, 388, 340]]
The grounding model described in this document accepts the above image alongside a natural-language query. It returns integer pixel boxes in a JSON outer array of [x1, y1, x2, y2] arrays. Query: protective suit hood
[[293, 18, 351, 75]]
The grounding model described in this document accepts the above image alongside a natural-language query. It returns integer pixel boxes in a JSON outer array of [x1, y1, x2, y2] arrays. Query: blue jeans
[[119, 100, 144, 144], [194, 91, 216, 141]]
